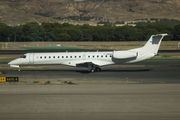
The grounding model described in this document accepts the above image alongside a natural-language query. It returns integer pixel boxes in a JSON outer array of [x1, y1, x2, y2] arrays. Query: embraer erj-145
[[8, 34, 168, 72]]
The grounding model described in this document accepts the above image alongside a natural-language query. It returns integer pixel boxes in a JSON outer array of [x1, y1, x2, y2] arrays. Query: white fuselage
[[23, 51, 114, 66]]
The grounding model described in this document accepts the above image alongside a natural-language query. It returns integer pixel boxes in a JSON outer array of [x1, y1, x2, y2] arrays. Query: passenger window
[[66, 56, 68, 58], [70, 56, 72, 58], [97, 55, 99, 58], [62, 56, 64, 58], [101, 55, 103, 57], [106, 55, 107, 57], [93, 56, 94, 58], [40, 56, 42, 59], [88, 56, 90, 58], [110, 55, 112, 57], [75, 56, 76, 58], [53, 56, 55, 58], [79, 56, 81, 58], [44, 56, 46, 59], [49, 56, 51, 58], [58, 56, 60, 58]]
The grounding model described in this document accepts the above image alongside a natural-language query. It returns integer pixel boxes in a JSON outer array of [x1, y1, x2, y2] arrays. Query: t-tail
[[128, 33, 168, 63], [141, 33, 168, 55], [132, 34, 168, 55]]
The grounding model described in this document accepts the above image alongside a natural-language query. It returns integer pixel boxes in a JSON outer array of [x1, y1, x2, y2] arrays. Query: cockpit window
[[20, 55, 26, 58]]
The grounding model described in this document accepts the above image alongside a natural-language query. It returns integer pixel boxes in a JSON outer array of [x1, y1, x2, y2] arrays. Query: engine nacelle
[[113, 51, 138, 59]]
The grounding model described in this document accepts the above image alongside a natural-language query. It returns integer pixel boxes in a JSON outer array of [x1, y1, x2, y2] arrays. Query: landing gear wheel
[[96, 68, 101, 72]]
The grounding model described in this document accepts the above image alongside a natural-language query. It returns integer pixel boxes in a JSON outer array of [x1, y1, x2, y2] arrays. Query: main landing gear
[[90, 67, 101, 73], [88, 64, 101, 73]]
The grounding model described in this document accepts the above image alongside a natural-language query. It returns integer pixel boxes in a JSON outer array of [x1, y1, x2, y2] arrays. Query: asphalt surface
[[0, 84, 180, 120], [1, 60, 180, 120]]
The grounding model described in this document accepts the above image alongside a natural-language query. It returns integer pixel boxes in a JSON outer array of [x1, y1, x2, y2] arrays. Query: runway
[[1, 60, 180, 84]]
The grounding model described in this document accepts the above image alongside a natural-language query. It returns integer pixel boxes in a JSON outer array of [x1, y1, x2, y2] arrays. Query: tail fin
[[142, 34, 168, 55]]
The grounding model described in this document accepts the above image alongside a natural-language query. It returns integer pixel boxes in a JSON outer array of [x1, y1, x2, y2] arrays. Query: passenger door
[[29, 53, 34, 64]]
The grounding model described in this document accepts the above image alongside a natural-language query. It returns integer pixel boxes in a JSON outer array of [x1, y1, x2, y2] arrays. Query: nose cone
[[8, 60, 16, 65], [8, 59, 21, 65], [8, 61, 12, 65]]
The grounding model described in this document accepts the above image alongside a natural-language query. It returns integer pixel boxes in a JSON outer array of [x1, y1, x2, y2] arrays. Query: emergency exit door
[[82, 54, 86, 60]]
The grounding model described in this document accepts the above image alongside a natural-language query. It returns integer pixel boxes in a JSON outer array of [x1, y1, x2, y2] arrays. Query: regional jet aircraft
[[8, 34, 168, 72]]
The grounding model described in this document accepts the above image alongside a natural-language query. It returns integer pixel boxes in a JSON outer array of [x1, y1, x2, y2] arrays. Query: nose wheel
[[91, 69, 95, 73]]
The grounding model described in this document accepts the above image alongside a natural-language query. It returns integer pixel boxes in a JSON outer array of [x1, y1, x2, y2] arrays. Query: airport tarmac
[[0, 84, 180, 120], [0, 60, 180, 120], [1, 66, 180, 84], [0, 60, 180, 84]]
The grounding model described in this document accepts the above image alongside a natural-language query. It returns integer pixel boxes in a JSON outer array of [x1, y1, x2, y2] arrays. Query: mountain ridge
[[0, 0, 180, 26]]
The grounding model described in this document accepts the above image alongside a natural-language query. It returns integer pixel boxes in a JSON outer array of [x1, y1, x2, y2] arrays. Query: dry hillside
[[0, 0, 180, 26]]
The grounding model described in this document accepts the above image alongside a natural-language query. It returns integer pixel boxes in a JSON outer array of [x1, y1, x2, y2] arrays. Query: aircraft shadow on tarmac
[[4, 68, 152, 74], [76, 69, 152, 74]]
